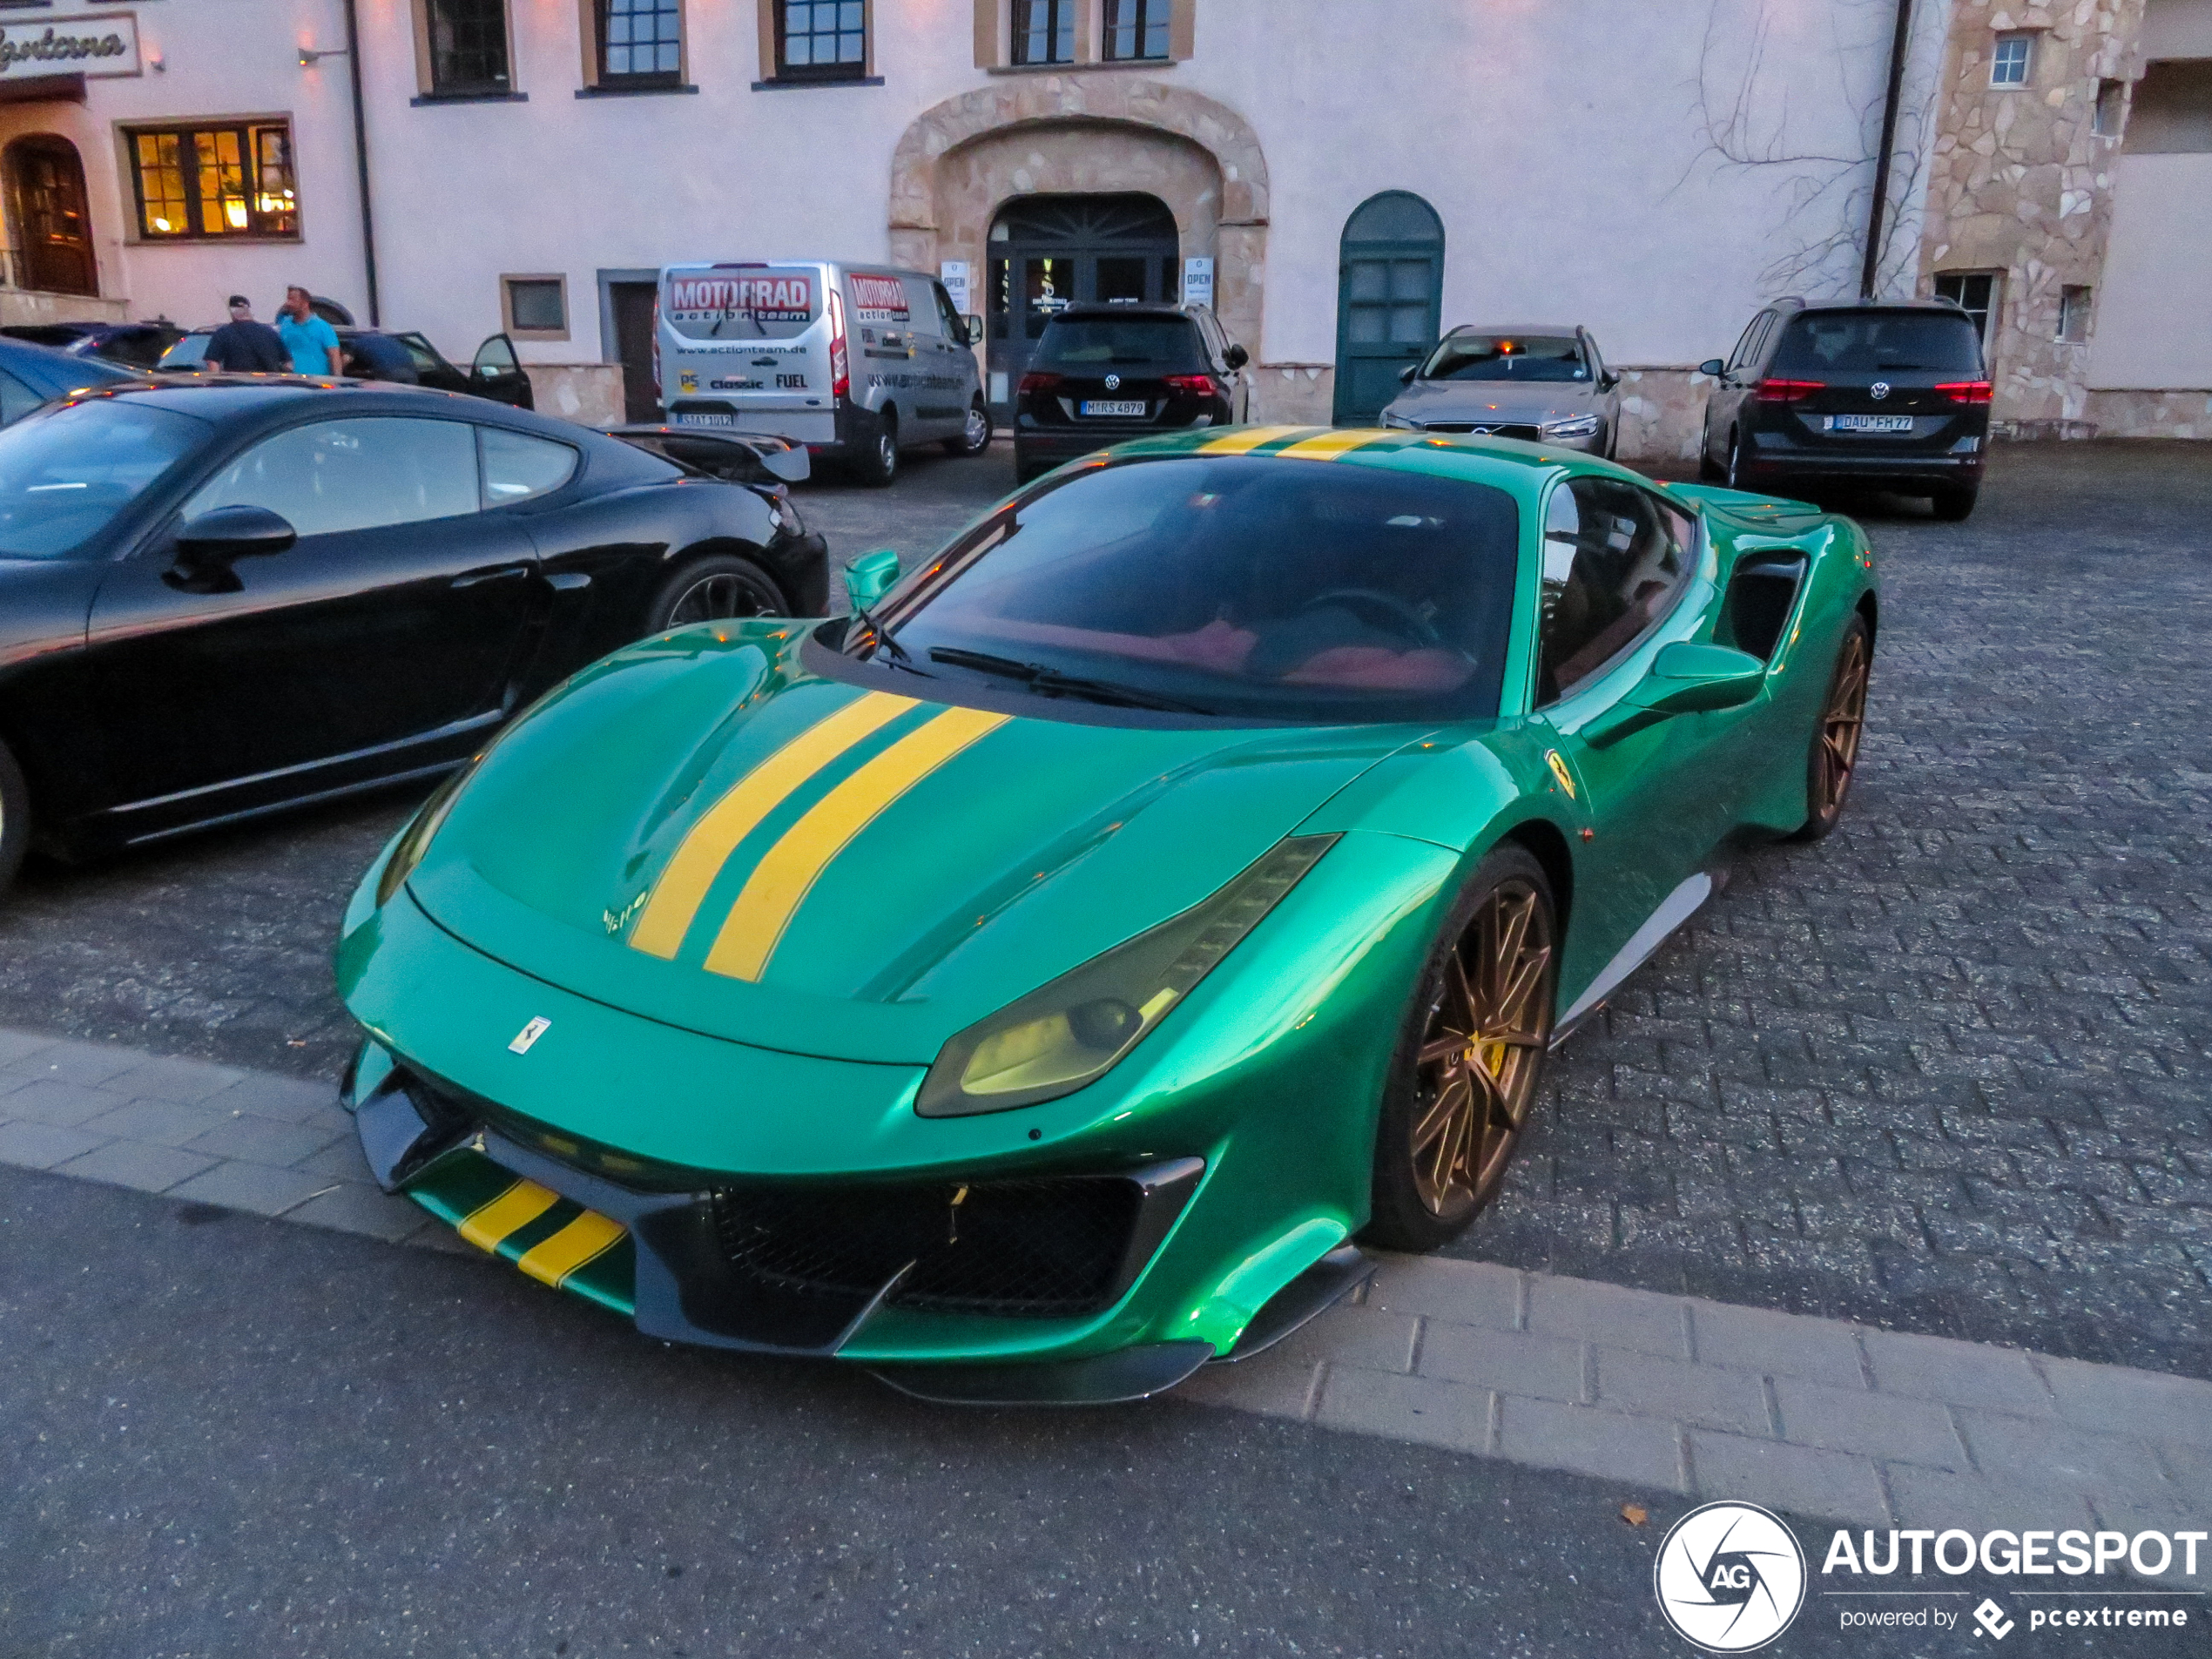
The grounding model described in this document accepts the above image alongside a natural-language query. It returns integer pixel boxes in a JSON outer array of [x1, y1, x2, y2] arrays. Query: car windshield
[[0, 398, 206, 558], [1035, 317, 1204, 372], [1771, 312, 1983, 374], [1421, 334, 1588, 382], [859, 455, 1520, 725]]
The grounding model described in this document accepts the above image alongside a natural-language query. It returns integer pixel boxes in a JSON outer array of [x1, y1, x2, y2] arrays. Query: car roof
[[66, 375, 569, 432], [1442, 323, 1587, 337], [1046, 303, 1201, 323], [0, 334, 137, 390], [1784, 298, 1970, 316], [1079, 424, 1634, 502]]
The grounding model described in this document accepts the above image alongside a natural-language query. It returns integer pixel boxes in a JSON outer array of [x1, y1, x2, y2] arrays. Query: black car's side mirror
[[1398, 363, 1419, 384], [1224, 343, 1249, 370], [1698, 359, 1728, 379], [169, 504, 298, 591]]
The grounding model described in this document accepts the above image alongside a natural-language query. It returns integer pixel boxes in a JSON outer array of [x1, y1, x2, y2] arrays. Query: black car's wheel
[[942, 399, 991, 457], [1698, 423, 1724, 481], [1790, 614, 1871, 842], [1724, 427, 1754, 491], [0, 738, 29, 900], [644, 555, 788, 633], [1364, 844, 1558, 1252], [852, 410, 899, 488], [1929, 484, 1979, 522]]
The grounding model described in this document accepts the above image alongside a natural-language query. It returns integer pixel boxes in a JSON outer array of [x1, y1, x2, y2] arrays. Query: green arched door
[[1332, 191, 1444, 425]]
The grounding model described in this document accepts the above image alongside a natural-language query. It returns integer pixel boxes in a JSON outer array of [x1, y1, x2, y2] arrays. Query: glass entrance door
[[985, 193, 1181, 419]]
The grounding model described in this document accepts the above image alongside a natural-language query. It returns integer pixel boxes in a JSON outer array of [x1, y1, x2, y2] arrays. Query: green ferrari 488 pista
[[338, 423, 1876, 1403]]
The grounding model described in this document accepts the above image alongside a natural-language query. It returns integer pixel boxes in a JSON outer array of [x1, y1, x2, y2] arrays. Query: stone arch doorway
[[889, 80, 1269, 411], [4, 134, 97, 297], [987, 192, 1179, 417], [1333, 191, 1445, 425]]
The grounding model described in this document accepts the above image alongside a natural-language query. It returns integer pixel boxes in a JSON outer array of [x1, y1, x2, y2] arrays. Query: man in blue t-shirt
[[276, 286, 342, 376]]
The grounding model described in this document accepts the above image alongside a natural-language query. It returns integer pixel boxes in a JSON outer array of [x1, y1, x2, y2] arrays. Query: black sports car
[[0, 377, 828, 895]]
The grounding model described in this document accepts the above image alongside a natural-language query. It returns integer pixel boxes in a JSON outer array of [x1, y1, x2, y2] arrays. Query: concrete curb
[[5, 1024, 2204, 1548]]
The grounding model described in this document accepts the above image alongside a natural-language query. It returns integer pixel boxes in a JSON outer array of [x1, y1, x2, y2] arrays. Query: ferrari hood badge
[[509, 1017, 552, 1055], [1545, 750, 1578, 800]]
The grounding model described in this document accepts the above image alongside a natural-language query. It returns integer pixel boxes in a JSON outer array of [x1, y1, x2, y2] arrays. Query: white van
[[657, 261, 988, 486]]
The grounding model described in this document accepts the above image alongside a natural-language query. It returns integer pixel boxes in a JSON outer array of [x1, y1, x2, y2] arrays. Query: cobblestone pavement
[[0, 442, 2204, 1379]]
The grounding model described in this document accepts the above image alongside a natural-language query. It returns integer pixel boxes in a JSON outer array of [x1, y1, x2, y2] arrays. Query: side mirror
[[1600, 370, 1621, 391], [1224, 343, 1249, 370], [843, 546, 900, 614], [1581, 642, 1765, 748], [169, 505, 297, 590], [1697, 359, 1728, 379], [1398, 363, 1419, 384], [963, 314, 985, 346]]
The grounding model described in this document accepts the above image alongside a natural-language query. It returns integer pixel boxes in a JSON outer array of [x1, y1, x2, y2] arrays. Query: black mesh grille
[[711, 1176, 1144, 1318], [1422, 421, 1541, 441]]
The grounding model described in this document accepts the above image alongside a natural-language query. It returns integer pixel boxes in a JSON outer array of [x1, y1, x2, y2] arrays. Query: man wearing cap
[[203, 295, 289, 374], [277, 285, 343, 376]]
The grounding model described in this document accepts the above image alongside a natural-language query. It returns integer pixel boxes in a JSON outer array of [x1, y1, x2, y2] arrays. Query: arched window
[[1332, 190, 1444, 425]]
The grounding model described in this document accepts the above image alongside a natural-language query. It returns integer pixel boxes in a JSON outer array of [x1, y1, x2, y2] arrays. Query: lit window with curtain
[[599, 0, 682, 84], [1103, 0, 1169, 60], [129, 122, 298, 239], [777, 0, 866, 79], [1012, 0, 1075, 64], [424, 0, 512, 94]]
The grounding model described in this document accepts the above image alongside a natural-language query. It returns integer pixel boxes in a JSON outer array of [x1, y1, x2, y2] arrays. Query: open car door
[[470, 333, 534, 410]]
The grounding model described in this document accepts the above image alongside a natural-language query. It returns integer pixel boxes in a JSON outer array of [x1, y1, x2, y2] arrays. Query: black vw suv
[[1698, 298, 1992, 520], [1015, 303, 1249, 483]]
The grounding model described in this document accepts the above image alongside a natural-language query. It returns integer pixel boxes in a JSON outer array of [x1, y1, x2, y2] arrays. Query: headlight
[[1540, 414, 1602, 440], [769, 492, 802, 536], [1379, 410, 1419, 430], [914, 834, 1338, 1118], [374, 762, 475, 907]]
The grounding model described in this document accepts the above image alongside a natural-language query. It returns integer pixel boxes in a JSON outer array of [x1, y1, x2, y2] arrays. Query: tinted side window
[[933, 281, 965, 339], [1724, 312, 1770, 374], [1537, 479, 1697, 704], [0, 368, 45, 426], [481, 426, 578, 505], [183, 417, 480, 539]]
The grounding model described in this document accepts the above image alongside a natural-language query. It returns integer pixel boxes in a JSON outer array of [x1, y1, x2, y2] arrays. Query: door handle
[[451, 563, 532, 589]]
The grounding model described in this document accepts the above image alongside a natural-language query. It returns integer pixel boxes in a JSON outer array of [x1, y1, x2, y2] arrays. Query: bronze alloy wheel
[[1795, 616, 1871, 840], [1407, 874, 1557, 1222]]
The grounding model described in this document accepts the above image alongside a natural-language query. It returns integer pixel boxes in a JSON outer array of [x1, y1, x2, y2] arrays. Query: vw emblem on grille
[[1870, 381, 1891, 400], [1104, 373, 1122, 391]]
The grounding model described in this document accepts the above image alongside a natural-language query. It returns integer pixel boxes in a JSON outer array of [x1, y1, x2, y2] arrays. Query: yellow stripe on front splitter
[[456, 1179, 560, 1251], [1273, 428, 1388, 461], [705, 705, 1012, 981], [1197, 424, 1313, 455], [628, 691, 919, 960], [516, 1211, 626, 1287]]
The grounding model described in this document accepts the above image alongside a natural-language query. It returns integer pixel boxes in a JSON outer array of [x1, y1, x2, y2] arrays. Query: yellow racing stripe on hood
[[704, 705, 1013, 982], [1197, 424, 1313, 455], [1273, 428, 1388, 461], [628, 691, 918, 960]]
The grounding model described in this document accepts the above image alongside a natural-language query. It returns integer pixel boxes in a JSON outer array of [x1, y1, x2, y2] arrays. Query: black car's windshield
[[860, 455, 1520, 724], [1772, 312, 1983, 374], [1035, 317, 1205, 372], [1421, 334, 1588, 383], [159, 334, 212, 370], [0, 398, 206, 559]]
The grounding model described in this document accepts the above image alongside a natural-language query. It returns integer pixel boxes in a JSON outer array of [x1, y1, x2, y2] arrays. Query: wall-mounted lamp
[[299, 45, 350, 67]]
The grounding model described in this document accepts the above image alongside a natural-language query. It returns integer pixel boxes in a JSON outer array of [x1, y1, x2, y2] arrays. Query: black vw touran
[[1698, 299, 1992, 520], [1015, 303, 1249, 482]]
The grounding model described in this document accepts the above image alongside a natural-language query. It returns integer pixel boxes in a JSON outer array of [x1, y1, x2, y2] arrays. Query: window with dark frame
[[425, 0, 512, 96], [504, 277, 567, 335], [129, 122, 298, 240], [1012, 0, 1075, 65], [1103, 0, 1169, 61], [776, 0, 866, 80], [598, 0, 681, 84], [1990, 30, 2033, 87], [2058, 285, 2092, 343], [2092, 78, 2127, 137], [1933, 271, 2000, 349]]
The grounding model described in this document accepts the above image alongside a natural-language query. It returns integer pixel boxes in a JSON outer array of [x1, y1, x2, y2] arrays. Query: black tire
[[1929, 484, 1978, 522], [1724, 426, 1753, 491], [643, 554, 788, 634], [1789, 614, 1871, 842], [1364, 844, 1559, 1252], [942, 399, 991, 457], [851, 409, 899, 488], [0, 738, 28, 901], [1698, 428, 1724, 482]]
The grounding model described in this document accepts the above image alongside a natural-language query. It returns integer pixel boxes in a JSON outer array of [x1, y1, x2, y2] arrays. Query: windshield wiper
[[847, 608, 925, 673], [927, 646, 1210, 714]]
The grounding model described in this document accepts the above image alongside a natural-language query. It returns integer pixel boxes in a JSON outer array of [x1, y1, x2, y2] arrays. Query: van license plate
[[1827, 415, 1913, 433], [674, 412, 738, 427], [1081, 400, 1149, 418]]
